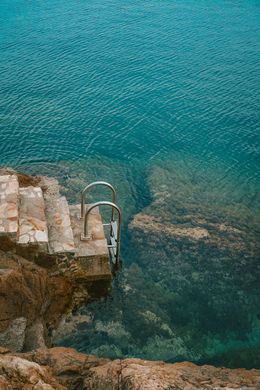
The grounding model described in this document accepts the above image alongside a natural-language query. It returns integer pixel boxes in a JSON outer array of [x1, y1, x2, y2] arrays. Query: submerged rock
[[130, 213, 210, 241], [126, 159, 260, 363]]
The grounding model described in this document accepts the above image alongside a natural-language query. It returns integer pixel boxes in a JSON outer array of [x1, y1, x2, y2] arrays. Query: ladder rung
[[109, 236, 117, 256], [111, 221, 118, 238]]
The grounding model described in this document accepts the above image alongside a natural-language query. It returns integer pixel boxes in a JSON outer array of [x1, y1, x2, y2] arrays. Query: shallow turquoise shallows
[[0, 0, 259, 368]]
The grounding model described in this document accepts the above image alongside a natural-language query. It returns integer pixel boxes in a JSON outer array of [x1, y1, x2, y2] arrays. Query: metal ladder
[[80, 181, 121, 266]]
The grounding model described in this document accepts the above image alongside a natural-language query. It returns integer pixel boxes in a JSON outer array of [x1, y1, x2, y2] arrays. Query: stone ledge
[[45, 196, 75, 255], [0, 175, 19, 237], [18, 186, 48, 249]]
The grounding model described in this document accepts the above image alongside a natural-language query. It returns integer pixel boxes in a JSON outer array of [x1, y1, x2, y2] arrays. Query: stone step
[[18, 186, 48, 249], [69, 204, 111, 281], [45, 196, 75, 255], [0, 175, 19, 237]]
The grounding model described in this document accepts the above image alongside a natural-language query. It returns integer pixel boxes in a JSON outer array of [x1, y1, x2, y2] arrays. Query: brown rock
[[129, 213, 210, 242], [24, 319, 47, 352], [44, 276, 74, 328], [0, 318, 27, 352], [0, 347, 10, 355], [0, 375, 11, 390], [17, 348, 260, 390], [0, 168, 41, 188], [86, 359, 260, 390], [0, 253, 47, 334], [0, 251, 75, 352], [22, 347, 109, 389], [0, 354, 65, 389]]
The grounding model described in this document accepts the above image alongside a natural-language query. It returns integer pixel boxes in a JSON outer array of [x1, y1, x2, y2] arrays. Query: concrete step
[[0, 175, 19, 237], [45, 196, 75, 255], [69, 204, 111, 281], [18, 186, 48, 250]]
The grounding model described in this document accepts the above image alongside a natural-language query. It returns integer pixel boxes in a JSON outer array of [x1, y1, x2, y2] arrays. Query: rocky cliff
[[0, 250, 75, 352]]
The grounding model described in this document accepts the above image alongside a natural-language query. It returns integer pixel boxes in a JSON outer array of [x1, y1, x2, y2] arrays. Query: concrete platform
[[69, 204, 111, 281]]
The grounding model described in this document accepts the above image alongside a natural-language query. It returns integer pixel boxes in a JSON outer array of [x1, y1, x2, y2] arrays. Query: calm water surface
[[0, 0, 259, 367]]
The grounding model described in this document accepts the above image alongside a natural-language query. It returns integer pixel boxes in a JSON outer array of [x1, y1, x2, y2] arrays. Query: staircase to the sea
[[0, 173, 121, 282]]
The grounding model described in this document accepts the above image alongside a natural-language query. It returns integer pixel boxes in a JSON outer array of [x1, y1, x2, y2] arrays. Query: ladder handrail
[[80, 181, 116, 220], [82, 201, 121, 265]]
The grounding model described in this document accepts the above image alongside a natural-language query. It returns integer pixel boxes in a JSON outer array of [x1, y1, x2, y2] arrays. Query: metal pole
[[80, 181, 116, 220]]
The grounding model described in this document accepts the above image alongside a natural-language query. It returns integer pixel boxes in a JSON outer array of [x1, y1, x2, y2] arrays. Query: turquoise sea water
[[0, 0, 259, 367]]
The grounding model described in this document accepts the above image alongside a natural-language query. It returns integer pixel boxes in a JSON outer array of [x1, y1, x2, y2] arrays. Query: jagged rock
[[21, 347, 109, 389], [85, 358, 260, 389], [0, 248, 107, 352], [0, 252, 47, 336], [0, 318, 27, 352], [0, 347, 10, 355], [0, 251, 74, 351], [0, 354, 65, 389], [44, 275, 74, 329], [3, 347, 258, 390], [24, 319, 46, 352]]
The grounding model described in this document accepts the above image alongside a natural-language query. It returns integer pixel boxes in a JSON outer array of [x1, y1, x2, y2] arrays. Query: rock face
[[0, 250, 74, 352], [0, 318, 27, 353], [0, 252, 47, 334], [0, 347, 259, 390], [0, 354, 65, 389]]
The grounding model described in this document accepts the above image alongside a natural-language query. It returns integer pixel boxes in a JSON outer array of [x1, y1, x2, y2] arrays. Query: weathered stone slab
[[45, 196, 75, 255], [18, 186, 48, 249], [0, 175, 19, 237], [69, 205, 111, 280]]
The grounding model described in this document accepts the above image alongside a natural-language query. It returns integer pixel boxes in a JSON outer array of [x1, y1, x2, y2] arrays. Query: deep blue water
[[0, 0, 259, 367]]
